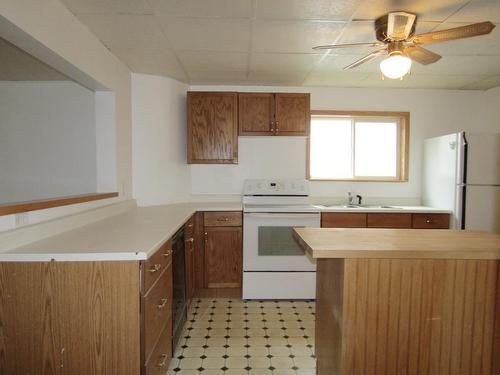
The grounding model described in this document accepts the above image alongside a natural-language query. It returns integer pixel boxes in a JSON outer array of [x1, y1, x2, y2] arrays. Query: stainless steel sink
[[316, 204, 403, 209]]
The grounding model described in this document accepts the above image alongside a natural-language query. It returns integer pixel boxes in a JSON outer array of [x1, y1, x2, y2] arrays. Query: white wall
[[0, 0, 132, 234], [132, 73, 190, 206], [189, 85, 497, 202], [0, 81, 97, 203]]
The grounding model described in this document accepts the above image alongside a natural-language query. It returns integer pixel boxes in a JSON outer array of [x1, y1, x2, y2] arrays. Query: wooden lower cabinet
[[322, 212, 450, 229], [204, 224, 242, 289], [0, 261, 141, 375], [144, 318, 172, 375]]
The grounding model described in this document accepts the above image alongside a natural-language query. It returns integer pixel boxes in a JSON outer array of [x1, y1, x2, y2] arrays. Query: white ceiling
[[0, 37, 69, 81], [60, 0, 500, 89]]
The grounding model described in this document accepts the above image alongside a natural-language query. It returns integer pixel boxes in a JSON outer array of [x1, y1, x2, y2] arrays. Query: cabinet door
[[238, 93, 274, 135], [274, 93, 310, 136], [321, 213, 367, 228], [204, 227, 242, 288], [187, 92, 238, 164], [367, 213, 412, 228]]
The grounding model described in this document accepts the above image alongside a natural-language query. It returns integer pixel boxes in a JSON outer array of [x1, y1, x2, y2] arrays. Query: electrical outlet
[[15, 212, 29, 227]]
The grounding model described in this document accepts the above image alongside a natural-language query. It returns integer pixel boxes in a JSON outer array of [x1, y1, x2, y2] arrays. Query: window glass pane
[[354, 121, 398, 177], [310, 118, 352, 179]]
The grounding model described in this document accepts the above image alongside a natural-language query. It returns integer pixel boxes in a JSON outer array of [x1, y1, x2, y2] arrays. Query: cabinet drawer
[[204, 211, 242, 227], [144, 316, 172, 375], [367, 213, 412, 228], [144, 240, 172, 293], [321, 213, 367, 228], [412, 213, 450, 229], [144, 264, 172, 362]]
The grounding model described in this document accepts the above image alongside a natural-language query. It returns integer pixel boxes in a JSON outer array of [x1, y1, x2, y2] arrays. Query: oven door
[[243, 212, 320, 271]]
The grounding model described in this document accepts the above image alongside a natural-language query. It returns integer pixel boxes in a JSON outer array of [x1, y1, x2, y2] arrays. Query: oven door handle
[[244, 212, 320, 219]]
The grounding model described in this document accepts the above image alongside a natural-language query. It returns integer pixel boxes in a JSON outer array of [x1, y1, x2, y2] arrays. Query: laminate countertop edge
[[293, 228, 500, 260], [0, 202, 242, 262]]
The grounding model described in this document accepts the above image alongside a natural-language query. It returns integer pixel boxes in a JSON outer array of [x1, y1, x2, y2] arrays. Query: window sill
[[0, 192, 119, 216]]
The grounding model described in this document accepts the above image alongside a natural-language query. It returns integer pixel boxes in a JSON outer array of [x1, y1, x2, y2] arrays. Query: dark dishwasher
[[171, 227, 186, 352]]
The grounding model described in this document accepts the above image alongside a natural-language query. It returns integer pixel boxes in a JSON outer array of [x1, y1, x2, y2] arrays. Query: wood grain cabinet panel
[[0, 262, 140, 375], [204, 211, 242, 227], [412, 213, 450, 229], [143, 264, 172, 363], [144, 239, 172, 293], [143, 317, 172, 375], [187, 92, 238, 164], [185, 216, 195, 307], [367, 213, 412, 228], [238, 93, 274, 135], [274, 93, 310, 136], [321, 213, 367, 228], [204, 226, 242, 288]]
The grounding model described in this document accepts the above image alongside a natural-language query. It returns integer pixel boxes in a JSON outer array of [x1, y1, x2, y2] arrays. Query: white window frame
[[307, 110, 409, 182]]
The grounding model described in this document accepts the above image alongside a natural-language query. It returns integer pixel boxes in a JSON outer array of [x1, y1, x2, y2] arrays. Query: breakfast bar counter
[[293, 228, 500, 375]]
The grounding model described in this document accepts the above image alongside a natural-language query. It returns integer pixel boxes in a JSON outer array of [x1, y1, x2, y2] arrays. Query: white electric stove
[[242, 179, 320, 300]]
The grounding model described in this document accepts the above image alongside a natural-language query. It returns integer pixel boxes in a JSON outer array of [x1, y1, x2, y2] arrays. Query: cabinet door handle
[[186, 238, 194, 243], [217, 217, 230, 222], [163, 249, 172, 257], [157, 354, 168, 368], [270, 121, 274, 132], [148, 264, 161, 273], [187, 223, 193, 228], [426, 219, 433, 224], [157, 298, 168, 309]]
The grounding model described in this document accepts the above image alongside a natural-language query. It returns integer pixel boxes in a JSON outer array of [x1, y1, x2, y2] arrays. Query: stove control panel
[[243, 179, 309, 196]]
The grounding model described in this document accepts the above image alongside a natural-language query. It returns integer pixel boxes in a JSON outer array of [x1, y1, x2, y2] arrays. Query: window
[[307, 111, 409, 181]]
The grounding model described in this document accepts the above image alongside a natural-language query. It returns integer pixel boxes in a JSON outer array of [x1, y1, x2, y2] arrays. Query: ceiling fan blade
[[412, 21, 496, 45], [403, 45, 442, 65], [386, 12, 417, 41], [343, 49, 386, 70], [313, 42, 384, 50]]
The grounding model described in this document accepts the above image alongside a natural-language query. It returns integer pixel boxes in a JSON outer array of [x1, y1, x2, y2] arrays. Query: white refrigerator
[[422, 132, 500, 233]]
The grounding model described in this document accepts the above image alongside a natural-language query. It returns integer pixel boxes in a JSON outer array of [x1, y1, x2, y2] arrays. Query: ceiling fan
[[313, 12, 496, 79]]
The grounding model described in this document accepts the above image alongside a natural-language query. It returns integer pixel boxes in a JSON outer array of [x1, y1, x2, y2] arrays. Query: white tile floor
[[168, 298, 316, 375]]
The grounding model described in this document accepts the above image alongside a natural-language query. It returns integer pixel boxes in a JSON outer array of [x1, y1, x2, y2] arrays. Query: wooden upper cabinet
[[238, 92, 310, 136], [274, 93, 310, 136], [187, 92, 238, 164]]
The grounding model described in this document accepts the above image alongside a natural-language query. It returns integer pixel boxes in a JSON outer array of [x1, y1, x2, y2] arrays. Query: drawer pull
[[187, 223, 194, 228], [217, 217, 230, 222], [148, 264, 161, 273], [157, 354, 168, 368], [157, 298, 168, 309], [186, 238, 194, 243], [163, 249, 173, 257], [426, 219, 433, 224]]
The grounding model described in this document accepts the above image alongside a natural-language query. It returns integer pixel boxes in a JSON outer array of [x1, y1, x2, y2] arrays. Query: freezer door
[[464, 185, 500, 233], [465, 133, 500, 185]]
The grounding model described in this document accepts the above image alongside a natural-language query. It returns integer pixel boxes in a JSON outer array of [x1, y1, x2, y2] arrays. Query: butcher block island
[[293, 228, 500, 375]]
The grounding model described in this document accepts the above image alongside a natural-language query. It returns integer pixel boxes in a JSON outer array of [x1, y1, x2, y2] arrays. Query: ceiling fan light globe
[[379, 55, 412, 79]]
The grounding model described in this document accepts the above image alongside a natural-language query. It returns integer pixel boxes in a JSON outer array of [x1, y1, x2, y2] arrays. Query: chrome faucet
[[348, 192, 354, 205]]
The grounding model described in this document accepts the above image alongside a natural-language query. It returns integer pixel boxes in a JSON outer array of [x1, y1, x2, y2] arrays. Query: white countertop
[[0, 202, 241, 262], [0, 200, 451, 262]]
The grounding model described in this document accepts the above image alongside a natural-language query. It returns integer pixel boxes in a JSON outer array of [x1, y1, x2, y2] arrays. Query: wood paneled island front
[[293, 228, 500, 375]]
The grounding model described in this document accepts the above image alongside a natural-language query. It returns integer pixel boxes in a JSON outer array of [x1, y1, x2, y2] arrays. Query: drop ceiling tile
[[303, 71, 369, 86], [77, 14, 168, 49], [353, 0, 469, 22], [460, 75, 500, 89], [447, 0, 500, 23], [315, 53, 382, 73], [250, 53, 323, 73], [176, 51, 248, 71], [255, 0, 363, 21], [157, 17, 250, 52], [188, 70, 248, 84], [60, 0, 153, 14], [410, 55, 500, 75], [149, 0, 252, 18], [360, 73, 488, 89], [247, 70, 309, 85], [420, 22, 500, 56], [112, 47, 187, 81], [252, 20, 345, 53]]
